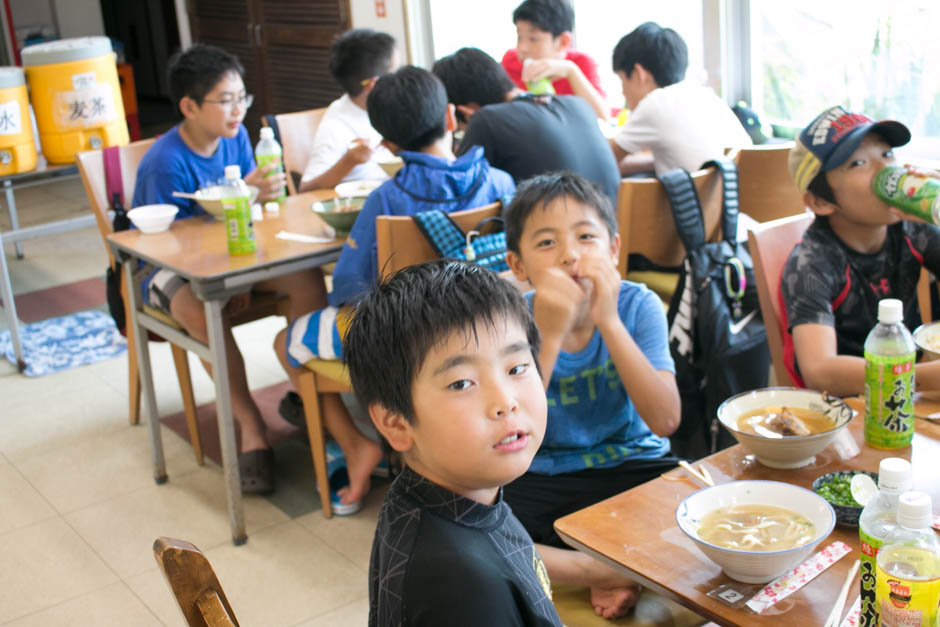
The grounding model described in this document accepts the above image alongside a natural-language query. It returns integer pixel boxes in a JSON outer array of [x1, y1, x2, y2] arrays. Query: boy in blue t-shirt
[[133, 44, 327, 494], [504, 172, 681, 620]]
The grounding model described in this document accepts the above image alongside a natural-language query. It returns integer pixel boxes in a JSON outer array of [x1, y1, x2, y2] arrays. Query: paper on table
[[745, 541, 852, 614], [275, 230, 335, 244], [838, 596, 861, 627]]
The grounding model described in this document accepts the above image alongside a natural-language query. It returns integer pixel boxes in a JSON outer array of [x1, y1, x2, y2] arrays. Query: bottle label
[[256, 154, 286, 202], [864, 350, 915, 449], [859, 528, 882, 627], [875, 558, 940, 626], [873, 166, 940, 224], [222, 195, 255, 255]]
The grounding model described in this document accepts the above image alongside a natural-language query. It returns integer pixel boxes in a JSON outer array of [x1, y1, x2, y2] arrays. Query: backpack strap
[[659, 167, 707, 252], [701, 156, 740, 243], [411, 210, 467, 258]]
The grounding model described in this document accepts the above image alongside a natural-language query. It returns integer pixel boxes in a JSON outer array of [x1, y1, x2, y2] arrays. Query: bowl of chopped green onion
[[812, 470, 877, 527]]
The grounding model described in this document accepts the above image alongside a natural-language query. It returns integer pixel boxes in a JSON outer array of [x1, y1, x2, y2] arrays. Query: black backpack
[[103, 146, 131, 334], [662, 158, 770, 460]]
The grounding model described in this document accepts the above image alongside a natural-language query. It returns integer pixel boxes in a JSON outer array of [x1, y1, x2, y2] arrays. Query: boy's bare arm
[[580, 255, 680, 436], [522, 58, 608, 120], [244, 162, 288, 201], [792, 324, 866, 395], [299, 141, 374, 192]]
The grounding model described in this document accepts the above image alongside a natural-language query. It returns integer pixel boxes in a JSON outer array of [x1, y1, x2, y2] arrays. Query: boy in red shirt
[[501, 0, 608, 120]]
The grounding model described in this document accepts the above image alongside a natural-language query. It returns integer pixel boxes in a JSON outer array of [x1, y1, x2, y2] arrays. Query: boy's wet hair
[[167, 43, 244, 111], [505, 171, 617, 254], [367, 66, 448, 152], [431, 48, 515, 123], [344, 260, 540, 424], [612, 22, 687, 87], [329, 29, 397, 97], [512, 0, 574, 37]]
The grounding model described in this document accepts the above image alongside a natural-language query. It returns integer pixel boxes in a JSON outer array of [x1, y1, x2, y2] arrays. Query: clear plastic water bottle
[[875, 491, 940, 626], [864, 298, 915, 449], [255, 126, 286, 202], [858, 457, 912, 627], [221, 164, 255, 255]]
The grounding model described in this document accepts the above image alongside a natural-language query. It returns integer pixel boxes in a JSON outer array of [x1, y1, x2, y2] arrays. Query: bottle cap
[[264, 201, 280, 214], [877, 298, 903, 323], [896, 491, 932, 529], [878, 457, 912, 494], [224, 165, 241, 180], [260, 126, 274, 140]]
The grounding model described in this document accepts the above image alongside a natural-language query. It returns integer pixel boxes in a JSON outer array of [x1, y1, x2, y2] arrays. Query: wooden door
[[187, 0, 348, 139]]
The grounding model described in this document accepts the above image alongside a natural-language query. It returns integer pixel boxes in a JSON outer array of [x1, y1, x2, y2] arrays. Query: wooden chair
[[736, 142, 806, 223], [76, 141, 290, 465], [296, 202, 503, 518], [748, 212, 814, 387], [153, 537, 239, 627], [262, 108, 327, 196]]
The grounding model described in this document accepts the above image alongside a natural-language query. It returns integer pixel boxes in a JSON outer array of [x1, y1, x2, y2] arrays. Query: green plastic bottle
[[523, 58, 555, 95], [255, 126, 286, 203], [864, 298, 915, 449], [873, 165, 940, 224], [221, 164, 255, 256]]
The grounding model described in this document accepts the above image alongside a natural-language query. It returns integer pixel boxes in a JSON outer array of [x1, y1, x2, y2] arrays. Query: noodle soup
[[697, 504, 816, 551], [736, 406, 834, 438]]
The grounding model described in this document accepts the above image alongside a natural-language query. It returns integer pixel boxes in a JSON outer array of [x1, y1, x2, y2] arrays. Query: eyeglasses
[[202, 93, 254, 111]]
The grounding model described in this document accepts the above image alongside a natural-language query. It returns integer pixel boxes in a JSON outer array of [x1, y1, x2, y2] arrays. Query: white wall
[[349, 0, 411, 62], [53, 0, 105, 38]]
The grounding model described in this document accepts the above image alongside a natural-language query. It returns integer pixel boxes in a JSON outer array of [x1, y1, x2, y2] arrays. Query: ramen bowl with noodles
[[716, 387, 854, 469], [676, 480, 836, 583]]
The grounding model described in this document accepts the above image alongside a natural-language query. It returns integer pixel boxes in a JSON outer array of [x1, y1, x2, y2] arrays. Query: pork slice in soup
[[736, 406, 833, 437]]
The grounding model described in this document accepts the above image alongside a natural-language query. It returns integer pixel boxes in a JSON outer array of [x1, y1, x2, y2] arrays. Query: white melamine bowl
[[127, 204, 178, 234], [716, 387, 854, 469], [676, 480, 836, 583]]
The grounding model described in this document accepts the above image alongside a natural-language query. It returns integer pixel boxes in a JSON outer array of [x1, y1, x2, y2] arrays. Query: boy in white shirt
[[298, 29, 398, 191], [609, 22, 751, 176]]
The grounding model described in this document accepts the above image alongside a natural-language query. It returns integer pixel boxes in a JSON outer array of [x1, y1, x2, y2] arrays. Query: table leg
[[4, 180, 23, 259], [204, 298, 246, 545], [123, 259, 167, 484], [0, 233, 25, 371]]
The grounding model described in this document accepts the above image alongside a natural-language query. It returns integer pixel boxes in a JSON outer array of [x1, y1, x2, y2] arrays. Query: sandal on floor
[[238, 448, 276, 495], [322, 441, 362, 516], [278, 391, 307, 433]]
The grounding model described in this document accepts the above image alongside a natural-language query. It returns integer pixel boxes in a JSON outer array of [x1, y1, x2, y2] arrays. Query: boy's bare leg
[[537, 544, 640, 620], [274, 327, 382, 505], [170, 284, 275, 452]]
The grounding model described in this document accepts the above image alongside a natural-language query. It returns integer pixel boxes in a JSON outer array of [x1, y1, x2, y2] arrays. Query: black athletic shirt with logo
[[780, 217, 940, 384], [368, 467, 561, 627]]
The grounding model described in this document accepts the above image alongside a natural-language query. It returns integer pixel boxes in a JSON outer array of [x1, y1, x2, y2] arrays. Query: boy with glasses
[[133, 43, 327, 494]]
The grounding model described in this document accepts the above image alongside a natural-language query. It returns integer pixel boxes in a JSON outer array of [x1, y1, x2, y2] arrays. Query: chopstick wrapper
[[275, 230, 335, 244], [745, 541, 852, 614], [838, 596, 861, 627]]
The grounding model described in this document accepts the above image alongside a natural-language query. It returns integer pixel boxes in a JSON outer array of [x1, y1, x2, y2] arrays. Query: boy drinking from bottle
[[781, 105, 940, 395]]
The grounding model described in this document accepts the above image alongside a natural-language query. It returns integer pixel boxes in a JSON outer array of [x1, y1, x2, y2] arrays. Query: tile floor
[[0, 176, 381, 625]]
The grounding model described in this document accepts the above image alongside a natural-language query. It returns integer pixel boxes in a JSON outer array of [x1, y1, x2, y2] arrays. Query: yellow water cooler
[[22, 36, 129, 164], [0, 67, 37, 175]]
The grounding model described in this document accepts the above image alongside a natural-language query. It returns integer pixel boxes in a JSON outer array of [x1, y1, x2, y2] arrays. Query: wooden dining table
[[554, 400, 940, 626], [107, 189, 343, 545]]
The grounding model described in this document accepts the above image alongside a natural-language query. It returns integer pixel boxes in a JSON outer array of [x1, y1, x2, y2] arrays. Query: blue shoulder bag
[[411, 209, 509, 272]]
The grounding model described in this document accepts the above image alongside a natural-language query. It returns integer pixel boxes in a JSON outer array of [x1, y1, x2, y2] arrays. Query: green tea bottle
[[863, 298, 915, 449], [873, 165, 940, 224], [221, 165, 255, 256]]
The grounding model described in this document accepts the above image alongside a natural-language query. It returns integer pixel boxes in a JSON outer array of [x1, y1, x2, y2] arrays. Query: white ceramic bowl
[[334, 179, 384, 198], [676, 480, 836, 583], [378, 157, 404, 177], [913, 322, 940, 360], [192, 185, 260, 219], [717, 387, 854, 469], [127, 204, 178, 234]]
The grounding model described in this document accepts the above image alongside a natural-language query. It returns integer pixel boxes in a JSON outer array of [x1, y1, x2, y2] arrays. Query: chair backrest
[[747, 212, 814, 386], [76, 138, 156, 268], [376, 202, 503, 279], [616, 162, 730, 275], [153, 537, 239, 627], [264, 108, 327, 196], [736, 142, 806, 223]]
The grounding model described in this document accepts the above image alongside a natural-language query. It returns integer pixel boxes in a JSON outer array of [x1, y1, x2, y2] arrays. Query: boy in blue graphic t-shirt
[[504, 172, 681, 620]]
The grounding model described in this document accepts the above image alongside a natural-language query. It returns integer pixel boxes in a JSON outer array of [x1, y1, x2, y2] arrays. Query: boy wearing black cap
[[781, 105, 940, 395]]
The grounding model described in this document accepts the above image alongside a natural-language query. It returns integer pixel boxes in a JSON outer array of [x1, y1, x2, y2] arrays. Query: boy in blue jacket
[[274, 66, 515, 512]]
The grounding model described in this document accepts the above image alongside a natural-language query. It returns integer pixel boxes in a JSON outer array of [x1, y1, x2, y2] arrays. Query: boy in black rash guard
[[344, 260, 561, 626]]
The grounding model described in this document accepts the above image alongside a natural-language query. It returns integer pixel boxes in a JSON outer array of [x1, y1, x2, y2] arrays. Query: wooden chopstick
[[699, 465, 714, 486], [678, 460, 714, 487], [824, 559, 859, 627]]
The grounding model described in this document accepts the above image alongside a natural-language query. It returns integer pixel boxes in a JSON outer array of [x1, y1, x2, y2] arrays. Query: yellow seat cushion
[[302, 358, 350, 385], [552, 584, 706, 627], [625, 270, 679, 308], [141, 304, 184, 330]]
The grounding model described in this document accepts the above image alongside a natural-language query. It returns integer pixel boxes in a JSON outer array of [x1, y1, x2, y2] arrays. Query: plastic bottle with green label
[[875, 491, 940, 627], [864, 298, 915, 449], [858, 457, 912, 627], [873, 165, 940, 224], [523, 58, 555, 95], [221, 164, 255, 256], [255, 126, 286, 203]]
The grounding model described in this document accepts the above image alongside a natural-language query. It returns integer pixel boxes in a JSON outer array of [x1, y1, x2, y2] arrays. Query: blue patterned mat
[[0, 310, 127, 377]]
